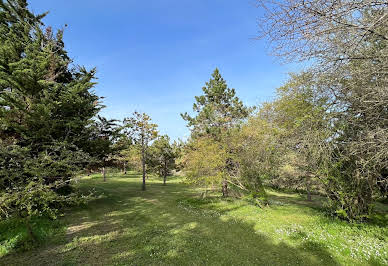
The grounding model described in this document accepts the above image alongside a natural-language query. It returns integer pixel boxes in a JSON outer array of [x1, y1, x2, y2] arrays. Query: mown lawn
[[1, 172, 387, 265]]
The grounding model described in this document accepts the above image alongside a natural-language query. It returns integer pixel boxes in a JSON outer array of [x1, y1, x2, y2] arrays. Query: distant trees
[[113, 134, 133, 174], [123, 112, 158, 191], [147, 135, 178, 185], [125, 145, 142, 173], [87, 116, 120, 181]]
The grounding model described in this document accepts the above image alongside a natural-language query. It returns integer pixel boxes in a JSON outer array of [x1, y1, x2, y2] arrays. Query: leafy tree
[[181, 137, 227, 197], [125, 145, 142, 173], [123, 112, 158, 191], [147, 135, 177, 185], [270, 73, 331, 200], [181, 68, 251, 196], [0, 0, 101, 175], [257, 0, 388, 220], [231, 116, 280, 200]]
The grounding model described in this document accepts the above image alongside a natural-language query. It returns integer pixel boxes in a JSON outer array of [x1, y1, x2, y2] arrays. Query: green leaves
[[182, 69, 252, 195], [182, 68, 251, 139], [147, 135, 178, 180], [123, 112, 158, 146], [0, 178, 94, 220]]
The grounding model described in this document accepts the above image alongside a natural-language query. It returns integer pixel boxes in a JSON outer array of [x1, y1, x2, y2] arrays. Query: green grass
[[1, 172, 387, 265], [0, 217, 64, 257]]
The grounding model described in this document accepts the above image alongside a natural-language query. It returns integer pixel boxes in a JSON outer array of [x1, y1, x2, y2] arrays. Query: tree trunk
[[124, 162, 126, 175], [307, 188, 311, 201], [103, 166, 106, 182], [142, 147, 146, 191], [25, 217, 37, 242], [306, 175, 312, 201], [222, 178, 228, 197], [163, 161, 167, 186], [201, 189, 208, 199]]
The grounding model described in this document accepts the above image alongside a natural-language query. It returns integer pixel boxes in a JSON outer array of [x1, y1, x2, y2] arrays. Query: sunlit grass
[[1, 172, 387, 265]]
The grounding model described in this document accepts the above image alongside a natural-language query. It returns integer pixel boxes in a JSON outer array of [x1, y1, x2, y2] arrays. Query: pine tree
[[88, 116, 120, 181], [181, 68, 250, 139], [182, 68, 251, 196]]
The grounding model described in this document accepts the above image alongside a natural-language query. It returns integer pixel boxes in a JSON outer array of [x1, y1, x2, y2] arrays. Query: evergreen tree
[[113, 134, 133, 174], [182, 68, 251, 196], [87, 116, 120, 181], [0, 0, 100, 221], [181, 68, 250, 139]]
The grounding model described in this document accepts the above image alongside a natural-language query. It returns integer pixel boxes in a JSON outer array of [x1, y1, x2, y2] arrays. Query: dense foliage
[[0, 0, 99, 224], [182, 54, 386, 221], [1, 1, 386, 255], [182, 69, 251, 197], [254, 0, 388, 221]]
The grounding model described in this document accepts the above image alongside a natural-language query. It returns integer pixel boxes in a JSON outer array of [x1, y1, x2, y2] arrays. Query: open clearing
[[2, 173, 387, 266]]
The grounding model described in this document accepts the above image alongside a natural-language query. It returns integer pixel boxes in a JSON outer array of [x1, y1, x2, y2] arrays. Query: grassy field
[[1, 172, 387, 265]]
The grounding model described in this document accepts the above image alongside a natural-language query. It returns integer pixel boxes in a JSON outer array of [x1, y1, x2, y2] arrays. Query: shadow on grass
[[2, 177, 340, 266], [267, 192, 326, 212]]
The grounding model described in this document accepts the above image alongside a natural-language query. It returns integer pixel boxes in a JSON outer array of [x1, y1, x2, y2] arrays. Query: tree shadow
[[267, 192, 326, 212], [2, 178, 340, 266]]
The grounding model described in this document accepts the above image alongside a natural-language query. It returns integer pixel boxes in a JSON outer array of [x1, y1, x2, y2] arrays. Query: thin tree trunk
[[103, 166, 106, 182], [307, 189, 311, 201], [222, 178, 228, 197], [25, 217, 36, 242], [163, 160, 167, 186], [202, 189, 208, 199], [306, 174, 312, 201], [124, 162, 126, 175], [142, 145, 146, 191]]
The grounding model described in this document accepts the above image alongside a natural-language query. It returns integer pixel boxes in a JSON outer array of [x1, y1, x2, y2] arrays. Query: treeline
[[1, 0, 387, 235], [91, 111, 181, 190], [180, 1, 388, 221], [0, 0, 180, 232]]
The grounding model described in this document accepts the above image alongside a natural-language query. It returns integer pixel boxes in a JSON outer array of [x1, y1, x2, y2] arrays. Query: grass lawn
[[1, 172, 387, 265]]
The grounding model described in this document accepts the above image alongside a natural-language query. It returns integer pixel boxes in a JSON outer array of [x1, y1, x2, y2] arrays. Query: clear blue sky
[[29, 0, 296, 140]]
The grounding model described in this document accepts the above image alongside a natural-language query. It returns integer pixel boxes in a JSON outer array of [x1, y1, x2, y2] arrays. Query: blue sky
[[29, 0, 296, 140]]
